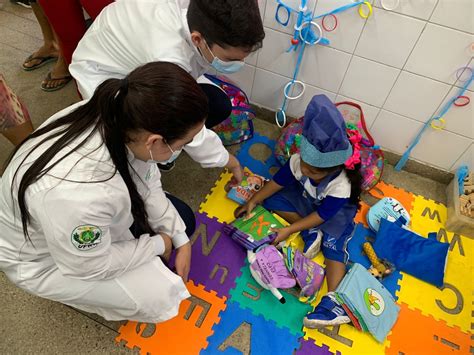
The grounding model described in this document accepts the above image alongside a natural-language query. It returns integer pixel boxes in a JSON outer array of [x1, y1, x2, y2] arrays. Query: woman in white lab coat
[[70, 0, 265, 175], [0, 62, 208, 323]]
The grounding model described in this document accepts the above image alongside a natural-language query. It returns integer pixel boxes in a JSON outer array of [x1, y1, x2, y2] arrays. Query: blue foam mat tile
[[201, 301, 300, 355], [235, 133, 281, 179]]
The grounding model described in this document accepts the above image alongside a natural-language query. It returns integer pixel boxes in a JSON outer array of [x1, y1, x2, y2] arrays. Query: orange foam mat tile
[[386, 303, 471, 355], [368, 181, 415, 215], [354, 201, 370, 228], [116, 281, 227, 354]]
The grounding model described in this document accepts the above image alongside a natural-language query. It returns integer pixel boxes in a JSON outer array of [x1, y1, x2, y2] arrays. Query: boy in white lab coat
[[70, 0, 265, 177]]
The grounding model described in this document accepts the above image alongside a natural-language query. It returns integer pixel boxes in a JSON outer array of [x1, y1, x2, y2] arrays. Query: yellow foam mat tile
[[198, 171, 239, 223], [303, 323, 388, 355], [396, 195, 473, 333]]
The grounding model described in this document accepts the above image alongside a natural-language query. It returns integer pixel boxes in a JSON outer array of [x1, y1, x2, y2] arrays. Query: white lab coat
[[69, 0, 230, 169], [0, 101, 190, 323]]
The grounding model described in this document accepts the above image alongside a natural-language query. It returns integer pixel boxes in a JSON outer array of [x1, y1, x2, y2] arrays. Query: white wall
[[225, 0, 474, 172]]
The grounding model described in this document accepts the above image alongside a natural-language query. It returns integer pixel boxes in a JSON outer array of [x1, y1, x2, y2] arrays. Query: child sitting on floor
[[235, 95, 362, 328]]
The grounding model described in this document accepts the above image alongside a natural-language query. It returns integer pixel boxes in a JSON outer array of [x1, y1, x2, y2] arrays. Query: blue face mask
[[204, 42, 245, 74]]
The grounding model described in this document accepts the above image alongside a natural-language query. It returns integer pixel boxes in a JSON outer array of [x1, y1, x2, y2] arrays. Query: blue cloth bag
[[373, 219, 449, 287], [336, 263, 400, 343]]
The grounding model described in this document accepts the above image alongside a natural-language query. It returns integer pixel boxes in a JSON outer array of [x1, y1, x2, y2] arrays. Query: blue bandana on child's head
[[300, 95, 352, 168]]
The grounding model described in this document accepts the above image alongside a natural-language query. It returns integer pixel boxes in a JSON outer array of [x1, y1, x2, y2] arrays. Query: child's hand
[[270, 227, 292, 245], [234, 200, 257, 219]]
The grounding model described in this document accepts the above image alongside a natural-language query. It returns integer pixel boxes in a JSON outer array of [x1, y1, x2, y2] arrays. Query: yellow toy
[[363, 242, 393, 279]]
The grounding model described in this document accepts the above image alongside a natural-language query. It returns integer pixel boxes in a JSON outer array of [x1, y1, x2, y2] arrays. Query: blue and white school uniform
[[263, 154, 358, 263]]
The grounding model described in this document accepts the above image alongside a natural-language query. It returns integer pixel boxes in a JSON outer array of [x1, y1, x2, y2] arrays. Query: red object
[[291, 38, 299, 45], [453, 95, 470, 107], [38, 0, 114, 64], [322, 14, 338, 32]]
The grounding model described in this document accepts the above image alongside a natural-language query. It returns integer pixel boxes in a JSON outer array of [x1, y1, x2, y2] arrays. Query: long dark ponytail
[[7, 62, 208, 240], [345, 164, 362, 208], [314, 164, 362, 208]]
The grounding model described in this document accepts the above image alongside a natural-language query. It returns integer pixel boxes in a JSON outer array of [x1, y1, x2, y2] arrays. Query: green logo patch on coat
[[71, 225, 102, 250]]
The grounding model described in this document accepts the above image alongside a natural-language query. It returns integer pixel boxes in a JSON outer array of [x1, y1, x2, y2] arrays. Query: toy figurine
[[362, 242, 393, 279]]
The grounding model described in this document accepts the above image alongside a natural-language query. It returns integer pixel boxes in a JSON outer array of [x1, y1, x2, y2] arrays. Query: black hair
[[187, 0, 265, 51], [312, 164, 363, 208], [6, 62, 208, 241], [344, 164, 363, 208]]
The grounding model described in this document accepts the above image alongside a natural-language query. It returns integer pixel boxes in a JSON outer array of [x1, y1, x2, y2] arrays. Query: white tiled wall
[[230, 0, 474, 172]]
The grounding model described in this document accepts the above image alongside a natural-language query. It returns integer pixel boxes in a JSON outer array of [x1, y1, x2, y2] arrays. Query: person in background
[[20, 1, 72, 91], [21, 0, 113, 91], [0, 75, 33, 145]]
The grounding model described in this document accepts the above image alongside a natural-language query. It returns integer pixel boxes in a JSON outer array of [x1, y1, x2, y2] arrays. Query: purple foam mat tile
[[295, 338, 335, 355], [170, 212, 247, 298]]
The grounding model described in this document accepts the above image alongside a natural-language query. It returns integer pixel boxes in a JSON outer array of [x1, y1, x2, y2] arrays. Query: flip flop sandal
[[22, 54, 58, 71], [40, 72, 73, 92]]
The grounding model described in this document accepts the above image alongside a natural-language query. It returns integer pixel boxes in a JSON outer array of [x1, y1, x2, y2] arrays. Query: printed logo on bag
[[364, 288, 385, 316], [71, 225, 102, 250]]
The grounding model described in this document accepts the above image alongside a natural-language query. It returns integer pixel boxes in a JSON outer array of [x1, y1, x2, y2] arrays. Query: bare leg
[[23, 3, 59, 68], [41, 52, 71, 90], [2, 121, 34, 146], [325, 259, 346, 292]]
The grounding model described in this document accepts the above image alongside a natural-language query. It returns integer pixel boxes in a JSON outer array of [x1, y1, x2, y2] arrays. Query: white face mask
[[149, 143, 182, 165]]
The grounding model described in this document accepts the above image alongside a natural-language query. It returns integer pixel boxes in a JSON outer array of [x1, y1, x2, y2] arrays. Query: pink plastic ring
[[322, 14, 338, 32], [455, 67, 473, 82], [454, 95, 470, 107]]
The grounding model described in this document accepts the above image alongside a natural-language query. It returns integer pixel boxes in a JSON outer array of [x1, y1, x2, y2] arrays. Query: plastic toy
[[248, 245, 296, 303], [273, 0, 372, 127], [204, 74, 255, 145], [396, 68, 473, 171], [362, 242, 393, 279]]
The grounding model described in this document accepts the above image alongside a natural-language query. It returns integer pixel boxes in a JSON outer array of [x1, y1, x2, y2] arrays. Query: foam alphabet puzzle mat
[[116, 134, 472, 354]]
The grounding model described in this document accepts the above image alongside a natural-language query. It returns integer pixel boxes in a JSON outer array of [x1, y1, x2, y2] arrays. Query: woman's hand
[[234, 199, 257, 219], [175, 242, 191, 282], [225, 154, 244, 185], [270, 227, 292, 245], [161, 233, 173, 262]]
